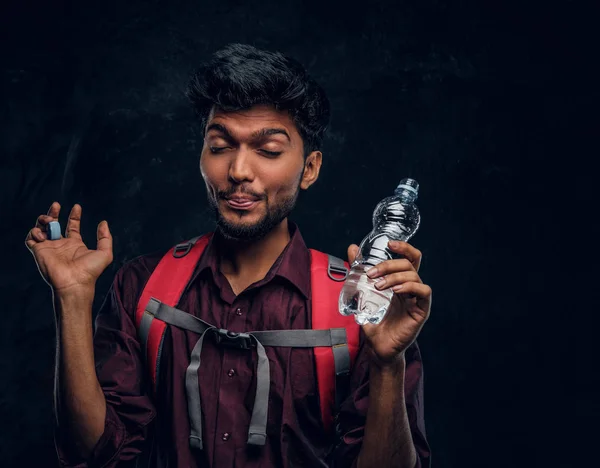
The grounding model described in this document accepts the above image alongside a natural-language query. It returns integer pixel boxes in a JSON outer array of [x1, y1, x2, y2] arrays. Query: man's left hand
[[347, 241, 432, 366]]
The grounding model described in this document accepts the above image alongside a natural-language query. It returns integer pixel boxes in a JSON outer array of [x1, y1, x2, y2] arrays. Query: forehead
[[206, 104, 299, 138]]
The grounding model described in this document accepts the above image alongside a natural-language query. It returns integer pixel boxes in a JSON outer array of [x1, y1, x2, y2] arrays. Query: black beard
[[208, 188, 300, 242]]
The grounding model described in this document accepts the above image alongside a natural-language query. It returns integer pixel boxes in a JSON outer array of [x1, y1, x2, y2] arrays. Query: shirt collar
[[195, 220, 311, 300]]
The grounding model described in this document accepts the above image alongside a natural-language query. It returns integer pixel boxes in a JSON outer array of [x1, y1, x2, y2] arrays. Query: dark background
[[1, 0, 592, 467]]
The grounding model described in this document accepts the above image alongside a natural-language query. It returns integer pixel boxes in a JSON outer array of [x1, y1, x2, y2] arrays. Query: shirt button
[[227, 369, 236, 377], [222, 432, 230, 441], [235, 308, 243, 316]]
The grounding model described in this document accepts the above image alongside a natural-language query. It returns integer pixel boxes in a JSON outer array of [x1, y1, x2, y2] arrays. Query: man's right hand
[[25, 202, 114, 295]]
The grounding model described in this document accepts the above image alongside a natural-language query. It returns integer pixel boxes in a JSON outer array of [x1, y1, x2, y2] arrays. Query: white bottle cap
[[397, 183, 418, 194], [396, 178, 419, 195]]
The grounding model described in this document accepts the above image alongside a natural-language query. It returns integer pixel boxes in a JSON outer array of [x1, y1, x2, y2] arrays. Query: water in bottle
[[339, 178, 421, 325]]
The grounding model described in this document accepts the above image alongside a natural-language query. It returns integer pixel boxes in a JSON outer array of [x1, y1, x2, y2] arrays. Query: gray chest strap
[[140, 297, 351, 451]]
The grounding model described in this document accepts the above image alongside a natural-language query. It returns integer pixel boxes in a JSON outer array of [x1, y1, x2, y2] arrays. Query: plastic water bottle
[[339, 178, 421, 325]]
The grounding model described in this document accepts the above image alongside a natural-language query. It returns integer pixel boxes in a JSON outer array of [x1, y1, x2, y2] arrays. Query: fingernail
[[375, 278, 386, 288], [366, 267, 378, 278], [389, 240, 400, 247]]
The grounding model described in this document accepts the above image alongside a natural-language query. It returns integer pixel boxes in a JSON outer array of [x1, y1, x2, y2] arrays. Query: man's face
[[200, 104, 320, 242]]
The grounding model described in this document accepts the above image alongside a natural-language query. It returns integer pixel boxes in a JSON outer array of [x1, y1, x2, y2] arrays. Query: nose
[[228, 149, 254, 184]]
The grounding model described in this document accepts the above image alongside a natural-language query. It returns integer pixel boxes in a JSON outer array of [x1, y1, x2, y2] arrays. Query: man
[[25, 44, 432, 467]]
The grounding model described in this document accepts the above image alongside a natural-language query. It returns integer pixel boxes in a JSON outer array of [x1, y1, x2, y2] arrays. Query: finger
[[65, 204, 83, 240], [32, 227, 48, 241], [25, 227, 46, 249], [96, 220, 113, 255], [34, 201, 61, 231], [373, 270, 421, 291], [35, 214, 55, 229], [388, 240, 422, 271], [25, 235, 37, 250], [347, 244, 360, 264], [392, 282, 432, 311], [366, 257, 413, 279], [47, 201, 61, 219]]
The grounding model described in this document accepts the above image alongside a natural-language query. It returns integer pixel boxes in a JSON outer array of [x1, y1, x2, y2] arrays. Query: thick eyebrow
[[250, 127, 291, 143], [205, 123, 233, 140], [205, 123, 291, 143]]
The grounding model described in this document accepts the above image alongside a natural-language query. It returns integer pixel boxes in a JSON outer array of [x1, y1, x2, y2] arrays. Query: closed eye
[[209, 147, 281, 157], [260, 149, 282, 157], [209, 147, 229, 153]]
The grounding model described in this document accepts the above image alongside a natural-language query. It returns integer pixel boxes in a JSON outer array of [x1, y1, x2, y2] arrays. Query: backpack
[[134, 232, 360, 451]]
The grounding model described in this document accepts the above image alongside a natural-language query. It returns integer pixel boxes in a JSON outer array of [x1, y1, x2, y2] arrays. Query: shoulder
[[115, 247, 170, 288], [108, 233, 212, 311], [106, 245, 173, 317]]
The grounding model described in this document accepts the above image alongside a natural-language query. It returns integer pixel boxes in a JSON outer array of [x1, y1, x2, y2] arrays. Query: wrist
[[53, 284, 95, 302], [52, 287, 95, 320], [369, 349, 406, 376]]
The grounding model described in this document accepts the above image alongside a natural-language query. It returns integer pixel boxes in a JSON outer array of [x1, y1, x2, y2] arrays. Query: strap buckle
[[173, 241, 192, 258], [173, 235, 204, 258], [213, 329, 253, 349], [327, 263, 348, 282]]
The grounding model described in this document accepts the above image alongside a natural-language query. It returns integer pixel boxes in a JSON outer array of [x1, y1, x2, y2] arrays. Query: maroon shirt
[[55, 222, 431, 467]]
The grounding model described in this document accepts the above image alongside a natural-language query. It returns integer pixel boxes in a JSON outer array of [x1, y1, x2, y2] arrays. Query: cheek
[[269, 179, 301, 204], [260, 167, 295, 198], [263, 158, 302, 184], [200, 155, 223, 189]]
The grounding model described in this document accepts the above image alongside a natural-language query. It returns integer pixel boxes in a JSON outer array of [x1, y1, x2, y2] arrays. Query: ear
[[300, 151, 322, 190]]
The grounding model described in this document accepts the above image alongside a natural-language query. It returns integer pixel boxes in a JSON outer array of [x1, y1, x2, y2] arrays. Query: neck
[[217, 219, 292, 283]]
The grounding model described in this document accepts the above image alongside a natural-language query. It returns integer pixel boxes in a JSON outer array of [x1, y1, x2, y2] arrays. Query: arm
[[54, 287, 107, 456], [336, 240, 432, 467], [356, 354, 416, 468], [54, 265, 157, 467], [329, 338, 430, 468], [23, 203, 156, 466]]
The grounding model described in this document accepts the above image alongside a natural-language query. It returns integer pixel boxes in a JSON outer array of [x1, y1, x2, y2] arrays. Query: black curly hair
[[186, 43, 330, 157]]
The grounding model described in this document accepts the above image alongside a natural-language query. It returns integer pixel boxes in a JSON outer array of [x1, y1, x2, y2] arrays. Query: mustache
[[217, 186, 264, 200]]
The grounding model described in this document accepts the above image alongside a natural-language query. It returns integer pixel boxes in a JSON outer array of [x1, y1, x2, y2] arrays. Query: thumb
[[347, 244, 360, 264], [97, 220, 113, 255]]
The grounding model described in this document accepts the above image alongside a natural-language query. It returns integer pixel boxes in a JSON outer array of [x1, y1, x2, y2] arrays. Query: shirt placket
[[213, 300, 249, 467]]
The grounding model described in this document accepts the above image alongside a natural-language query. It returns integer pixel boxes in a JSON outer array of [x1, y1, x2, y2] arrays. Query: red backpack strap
[[135, 233, 213, 393], [309, 249, 361, 433]]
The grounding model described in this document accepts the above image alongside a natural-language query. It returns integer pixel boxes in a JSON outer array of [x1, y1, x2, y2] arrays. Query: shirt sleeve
[[54, 261, 157, 467], [328, 332, 431, 468]]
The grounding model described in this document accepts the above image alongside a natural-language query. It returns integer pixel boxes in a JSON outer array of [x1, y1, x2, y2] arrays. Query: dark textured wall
[[2, 0, 587, 467]]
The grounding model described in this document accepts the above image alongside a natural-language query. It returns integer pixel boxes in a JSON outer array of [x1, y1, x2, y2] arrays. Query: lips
[[224, 195, 261, 210], [227, 196, 259, 203]]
